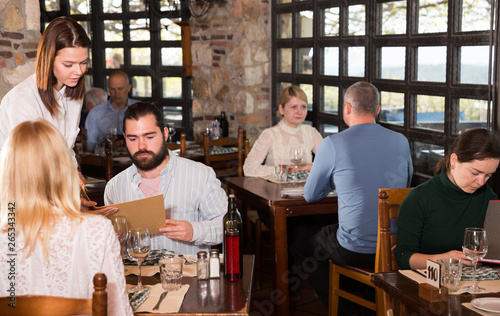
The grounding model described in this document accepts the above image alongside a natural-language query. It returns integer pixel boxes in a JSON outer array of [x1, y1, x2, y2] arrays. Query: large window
[[40, 0, 193, 139], [272, 0, 498, 182]]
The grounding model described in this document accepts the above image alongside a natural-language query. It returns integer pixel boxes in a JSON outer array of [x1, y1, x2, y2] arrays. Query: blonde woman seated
[[243, 85, 323, 177], [0, 120, 132, 316]]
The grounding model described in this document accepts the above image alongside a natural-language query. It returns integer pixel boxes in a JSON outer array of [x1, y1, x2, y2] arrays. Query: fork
[[152, 290, 168, 311]]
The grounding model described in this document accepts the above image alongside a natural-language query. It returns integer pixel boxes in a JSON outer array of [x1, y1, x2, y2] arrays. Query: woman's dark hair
[[434, 128, 500, 175], [36, 16, 91, 116], [123, 102, 165, 134]]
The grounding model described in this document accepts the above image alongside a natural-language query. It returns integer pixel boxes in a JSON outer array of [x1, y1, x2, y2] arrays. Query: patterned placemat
[[190, 146, 237, 155], [461, 265, 500, 281], [288, 171, 309, 181], [129, 288, 150, 311], [123, 249, 175, 266]]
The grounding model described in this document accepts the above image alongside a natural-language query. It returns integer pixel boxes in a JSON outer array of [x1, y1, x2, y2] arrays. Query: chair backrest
[[375, 188, 413, 274], [166, 132, 187, 157], [79, 149, 113, 181], [0, 273, 107, 316], [203, 127, 246, 177]]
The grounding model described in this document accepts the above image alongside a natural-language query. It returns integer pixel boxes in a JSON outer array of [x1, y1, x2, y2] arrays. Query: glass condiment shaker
[[209, 249, 220, 278], [197, 251, 208, 280]]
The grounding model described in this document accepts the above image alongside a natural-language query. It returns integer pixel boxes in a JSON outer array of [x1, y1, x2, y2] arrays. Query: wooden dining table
[[221, 177, 338, 316], [128, 254, 254, 315], [371, 271, 500, 315]]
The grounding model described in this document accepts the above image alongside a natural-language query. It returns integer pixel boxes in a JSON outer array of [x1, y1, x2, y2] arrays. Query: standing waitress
[[0, 16, 116, 215]]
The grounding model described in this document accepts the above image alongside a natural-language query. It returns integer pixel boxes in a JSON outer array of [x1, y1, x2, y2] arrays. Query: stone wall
[[190, 0, 272, 144], [0, 0, 40, 100]]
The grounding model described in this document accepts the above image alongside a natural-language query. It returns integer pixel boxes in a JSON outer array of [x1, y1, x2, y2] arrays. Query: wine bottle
[[224, 194, 242, 281], [220, 111, 229, 137]]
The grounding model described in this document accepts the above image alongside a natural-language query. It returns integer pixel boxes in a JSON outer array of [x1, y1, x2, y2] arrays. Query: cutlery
[[153, 290, 168, 311]]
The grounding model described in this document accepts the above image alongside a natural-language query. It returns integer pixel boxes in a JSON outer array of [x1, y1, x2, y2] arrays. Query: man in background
[[80, 87, 107, 129]]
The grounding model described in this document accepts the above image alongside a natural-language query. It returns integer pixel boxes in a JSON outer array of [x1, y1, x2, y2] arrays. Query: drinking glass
[[109, 215, 128, 259], [167, 122, 176, 143], [106, 127, 118, 151], [462, 227, 488, 292], [127, 228, 151, 292], [289, 146, 303, 182]]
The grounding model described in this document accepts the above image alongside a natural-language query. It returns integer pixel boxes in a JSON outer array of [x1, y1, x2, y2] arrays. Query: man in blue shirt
[[85, 70, 139, 150], [292, 81, 413, 306]]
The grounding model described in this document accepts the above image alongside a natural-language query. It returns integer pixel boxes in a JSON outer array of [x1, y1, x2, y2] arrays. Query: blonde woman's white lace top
[[243, 120, 323, 177], [0, 213, 133, 316]]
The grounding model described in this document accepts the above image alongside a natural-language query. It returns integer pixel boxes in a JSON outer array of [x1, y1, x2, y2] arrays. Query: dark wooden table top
[[371, 271, 500, 315], [129, 254, 254, 315]]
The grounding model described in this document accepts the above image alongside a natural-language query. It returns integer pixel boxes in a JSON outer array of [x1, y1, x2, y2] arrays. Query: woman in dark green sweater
[[395, 129, 500, 270]]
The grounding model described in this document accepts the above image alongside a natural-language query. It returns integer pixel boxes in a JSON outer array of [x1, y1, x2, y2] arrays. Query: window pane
[[161, 48, 182, 66], [299, 11, 313, 38], [380, 91, 404, 125], [131, 76, 151, 97], [323, 7, 340, 36], [279, 82, 293, 93], [323, 47, 339, 76], [277, 0, 292, 3], [415, 94, 445, 131], [322, 86, 339, 114], [129, 0, 145, 12], [103, 0, 121, 13], [461, 0, 492, 32], [458, 98, 490, 133], [380, 1, 407, 35], [413, 141, 444, 176], [418, 0, 448, 33], [460, 46, 491, 85], [278, 13, 292, 39], [380, 47, 405, 80], [105, 48, 124, 69], [70, 0, 89, 14], [299, 84, 313, 111], [130, 19, 150, 41], [131, 47, 151, 65], [348, 4, 366, 36], [322, 124, 339, 136], [297, 48, 313, 74], [162, 77, 183, 98], [278, 48, 292, 73], [347, 47, 365, 77], [417, 46, 446, 82], [163, 106, 183, 125], [161, 19, 182, 41], [45, 0, 60, 11], [104, 20, 123, 42], [76, 21, 91, 38]]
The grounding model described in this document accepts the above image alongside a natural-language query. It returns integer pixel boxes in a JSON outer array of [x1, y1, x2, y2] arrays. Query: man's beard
[[127, 143, 169, 171]]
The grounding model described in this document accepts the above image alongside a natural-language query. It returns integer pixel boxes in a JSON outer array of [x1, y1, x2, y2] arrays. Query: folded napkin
[[129, 283, 189, 314], [125, 254, 198, 277], [462, 265, 500, 281], [123, 249, 174, 266], [128, 287, 150, 311], [281, 187, 304, 197], [289, 171, 309, 181]]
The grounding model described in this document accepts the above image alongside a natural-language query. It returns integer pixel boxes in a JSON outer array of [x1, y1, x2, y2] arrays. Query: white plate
[[281, 187, 304, 197], [471, 297, 500, 313], [113, 157, 131, 163]]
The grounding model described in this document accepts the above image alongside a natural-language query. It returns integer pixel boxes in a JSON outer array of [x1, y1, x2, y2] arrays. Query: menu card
[[482, 200, 500, 264]]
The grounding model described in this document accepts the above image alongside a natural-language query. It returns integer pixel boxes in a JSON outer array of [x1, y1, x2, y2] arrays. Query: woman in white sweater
[[0, 120, 133, 316], [243, 85, 323, 177]]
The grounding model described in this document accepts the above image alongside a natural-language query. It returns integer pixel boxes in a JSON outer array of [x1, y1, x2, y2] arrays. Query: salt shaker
[[209, 249, 220, 278], [197, 251, 208, 280]]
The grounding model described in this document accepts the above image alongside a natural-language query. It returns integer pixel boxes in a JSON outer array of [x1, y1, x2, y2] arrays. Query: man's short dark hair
[[123, 102, 165, 134]]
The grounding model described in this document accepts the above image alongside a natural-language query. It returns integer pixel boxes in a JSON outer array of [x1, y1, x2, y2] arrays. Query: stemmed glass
[[167, 122, 176, 143], [462, 227, 488, 293], [109, 215, 129, 259], [127, 228, 151, 293], [289, 146, 304, 183], [106, 127, 118, 151]]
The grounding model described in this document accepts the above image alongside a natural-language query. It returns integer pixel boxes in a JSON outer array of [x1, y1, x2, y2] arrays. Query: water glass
[[274, 164, 289, 182], [160, 257, 183, 291], [437, 258, 463, 292]]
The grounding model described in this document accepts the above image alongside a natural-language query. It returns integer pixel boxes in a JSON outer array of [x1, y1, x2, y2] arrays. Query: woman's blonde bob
[[276, 85, 308, 118], [0, 120, 84, 258]]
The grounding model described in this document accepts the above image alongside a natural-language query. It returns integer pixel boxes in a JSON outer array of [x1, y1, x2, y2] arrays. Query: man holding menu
[[104, 102, 227, 255]]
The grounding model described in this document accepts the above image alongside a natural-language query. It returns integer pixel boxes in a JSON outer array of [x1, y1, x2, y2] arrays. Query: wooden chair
[[202, 127, 245, 178], [79, 149, 113, 181], [328, 187, 412, 316], [166, 132, 187, 157], [0, 272, 107, 316]]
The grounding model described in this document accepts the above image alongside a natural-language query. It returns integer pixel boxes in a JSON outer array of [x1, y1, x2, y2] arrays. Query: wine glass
[[127, 228, 151, 292], [462, 227, 488, 293], [109, 215, 128, 259], [106, 127, 118, 151], [289, 146, 304, 183], [167, 122, 176, 143]]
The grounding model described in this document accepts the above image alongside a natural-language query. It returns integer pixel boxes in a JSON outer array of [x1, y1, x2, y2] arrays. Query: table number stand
[[419, 259, 448, 302]]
